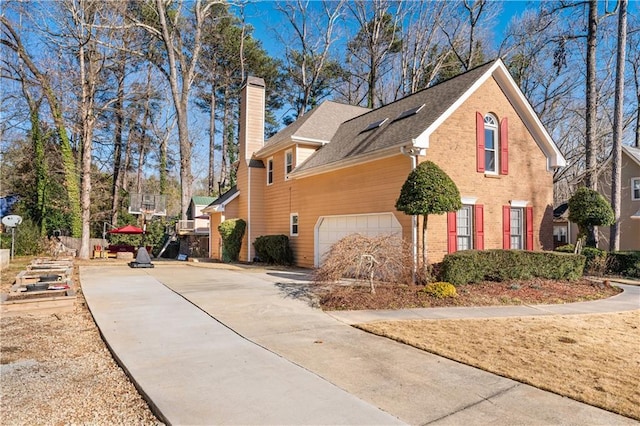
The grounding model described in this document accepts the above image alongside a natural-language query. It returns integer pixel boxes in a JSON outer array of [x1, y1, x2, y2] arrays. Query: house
[[176, 196, 215, 256], [597, 145, 640, 249], [553, 146, 640, 251], [204, 59, 566, 268]]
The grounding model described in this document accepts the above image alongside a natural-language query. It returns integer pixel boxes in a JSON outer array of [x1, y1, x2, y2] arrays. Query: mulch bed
[[317, 278, 622, 311]]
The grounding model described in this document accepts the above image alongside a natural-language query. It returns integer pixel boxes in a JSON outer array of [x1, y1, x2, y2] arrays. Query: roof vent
[[362, 118, 388, 132], [396, 104, 425, 121]]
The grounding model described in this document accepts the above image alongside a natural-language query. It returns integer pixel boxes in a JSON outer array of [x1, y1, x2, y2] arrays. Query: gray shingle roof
[[209, 186, 238, 207], [258, 101, 370, 154], [624, 145, 640, 165], [295, 61, 496, 173]]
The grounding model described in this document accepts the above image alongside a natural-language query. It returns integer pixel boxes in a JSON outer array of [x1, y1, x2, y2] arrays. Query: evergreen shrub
[[422, 281, 457, 298], [440, 250, 585, 285], [218, 219, 246, 262], [607, 252, 640, 278], [253, 235, 293, 265]]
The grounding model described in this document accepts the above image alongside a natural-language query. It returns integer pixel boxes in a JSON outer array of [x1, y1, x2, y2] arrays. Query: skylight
[[396, 104, 425, 121], [362, 118, 388, 132]]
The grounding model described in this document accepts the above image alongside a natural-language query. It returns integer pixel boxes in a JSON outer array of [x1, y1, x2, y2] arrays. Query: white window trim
[[267, 157, 274, 185], [510, 207, 524, 249], [484, 114, 499, 175], [510, 200, 529, 208], [461, 196, 478, 205], [632, 177, 640, 201], [290, 213, 299, 237], [285, 149, 293, 178], [456, 205, 473, 251]]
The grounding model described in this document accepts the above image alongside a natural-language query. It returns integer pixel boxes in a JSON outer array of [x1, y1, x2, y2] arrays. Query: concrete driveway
[[80, 263, 638, 425]]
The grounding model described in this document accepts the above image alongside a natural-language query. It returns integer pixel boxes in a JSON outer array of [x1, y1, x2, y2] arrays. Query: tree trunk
[[422, 214, 428, 271], [111, 60, 125, 226], [208, 87, 216, 195], [609, 0, 627, 252], [585, 0, 598, 190]]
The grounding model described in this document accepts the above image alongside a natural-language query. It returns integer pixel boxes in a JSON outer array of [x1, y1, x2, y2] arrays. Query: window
[[633, 178, 640, 200], [290, 213, 299, 236], [456, 206, 473, 251], [267, 157, 273, 185], [510, 207, 524, 249], [448, 203, 483, 253], [285, 150, 293, 175], [553, 226, 567, 244], [484, 114, 498, 174]]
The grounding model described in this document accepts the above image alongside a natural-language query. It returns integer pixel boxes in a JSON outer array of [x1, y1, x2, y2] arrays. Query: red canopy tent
[[108, 224, 144, 234]]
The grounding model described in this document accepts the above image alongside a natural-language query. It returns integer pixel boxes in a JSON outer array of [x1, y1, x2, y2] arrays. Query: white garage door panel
[[315, 213, 402, 266]]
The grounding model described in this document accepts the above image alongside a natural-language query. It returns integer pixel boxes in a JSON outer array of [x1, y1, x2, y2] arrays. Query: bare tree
[[276, 0, 345, 119], [345, 0, 404, 108], [609, 0, 628, 251], [1, 15, 83, 238], [128, 0, 219, 219]]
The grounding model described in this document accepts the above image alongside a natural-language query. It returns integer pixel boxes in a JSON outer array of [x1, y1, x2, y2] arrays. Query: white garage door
[[315, 213, 402, 266]]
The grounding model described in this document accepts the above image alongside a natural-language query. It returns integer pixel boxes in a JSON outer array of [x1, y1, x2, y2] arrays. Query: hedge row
[[440, 250, 585, 285], [556, 245, 640, 278], [218, 219, 246, 262], [253, 234, 294, 265]]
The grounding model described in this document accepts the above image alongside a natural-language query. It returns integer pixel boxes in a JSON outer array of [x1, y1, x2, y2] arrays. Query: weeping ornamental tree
[[396, 161, 461, 269], [568, 187, 614, 248]]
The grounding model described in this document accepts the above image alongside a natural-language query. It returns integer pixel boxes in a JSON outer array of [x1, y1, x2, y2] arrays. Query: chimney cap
[[244, 76, 265, 88]]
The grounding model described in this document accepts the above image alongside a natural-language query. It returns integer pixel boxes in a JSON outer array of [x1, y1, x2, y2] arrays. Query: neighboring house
[[176, 196, 215, 256], [204, 59, 566, 268], [597, 145, 640, 250]]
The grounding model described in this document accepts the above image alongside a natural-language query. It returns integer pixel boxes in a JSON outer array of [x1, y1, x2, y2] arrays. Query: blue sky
[[241, 0, 535, 58]]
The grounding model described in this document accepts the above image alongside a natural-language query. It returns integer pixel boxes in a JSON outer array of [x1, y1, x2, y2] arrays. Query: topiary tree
[[218, 218, 246, 262], [396, 161, 461, 270], [568, 187, 615, 248]]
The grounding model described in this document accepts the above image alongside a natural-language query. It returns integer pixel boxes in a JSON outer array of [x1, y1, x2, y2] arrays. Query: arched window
[[484, 114, 498, 173]]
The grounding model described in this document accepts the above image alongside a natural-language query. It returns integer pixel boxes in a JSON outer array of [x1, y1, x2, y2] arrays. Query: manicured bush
[[422, 282, 457, 298], [218, 218, 246, 262], [440, 250, 585, 285], [253, 235, 293, 265], [567, 187, 614, 247], [554, 245, 607, 276]]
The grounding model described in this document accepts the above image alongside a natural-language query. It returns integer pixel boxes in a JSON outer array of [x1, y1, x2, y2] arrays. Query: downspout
[[400, 144, 419, 277], [248, 164, 251, 261]]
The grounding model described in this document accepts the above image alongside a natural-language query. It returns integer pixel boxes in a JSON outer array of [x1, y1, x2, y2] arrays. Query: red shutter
[[447, 211, 457, 254], [474, 204, 484, 250], [502, 206, 511, 249], [526, 206, 534, 250], [476, 112, 485, 173], [500, 117, 509, 175]]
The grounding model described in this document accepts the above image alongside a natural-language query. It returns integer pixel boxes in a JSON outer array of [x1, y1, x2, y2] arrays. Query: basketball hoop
[[141, 209, 155, 222]]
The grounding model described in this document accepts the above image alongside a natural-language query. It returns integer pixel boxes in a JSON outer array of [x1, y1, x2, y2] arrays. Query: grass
[[357, 311, 640, 420]]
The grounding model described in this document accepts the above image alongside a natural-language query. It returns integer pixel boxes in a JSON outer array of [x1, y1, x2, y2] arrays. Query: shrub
[[218, 218, 246, 262], [606, 252, 640, 278], [567, 187, 614, 247], [582, 247, 607, 276], [313, 234, 414, 293], [440, 250, 585, 285], [555, 244, 575, 253], [253, 235, 293, 265], [422, 281, 457, 298], [0, 218, 49, 256]]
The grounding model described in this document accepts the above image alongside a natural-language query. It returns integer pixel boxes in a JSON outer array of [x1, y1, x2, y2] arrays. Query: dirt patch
[[316, 278, 622, 311], [1, 257, 162, 424], [358, 311, 640, 420]]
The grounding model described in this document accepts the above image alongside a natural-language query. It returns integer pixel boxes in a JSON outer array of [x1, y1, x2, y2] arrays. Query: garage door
[[315, 213, 402, 266]]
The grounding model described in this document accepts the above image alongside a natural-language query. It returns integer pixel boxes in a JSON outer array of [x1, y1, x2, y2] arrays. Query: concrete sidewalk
[[81, 265, 638, 425]]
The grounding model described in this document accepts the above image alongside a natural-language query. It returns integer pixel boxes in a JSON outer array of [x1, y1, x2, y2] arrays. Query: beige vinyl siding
[[290, 154, 413, 267], [598, 153, 640, 250], [296, 146, 318, 166]]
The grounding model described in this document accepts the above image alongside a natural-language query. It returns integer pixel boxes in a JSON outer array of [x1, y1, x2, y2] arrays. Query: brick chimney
[[238, 76, 266, 162]]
